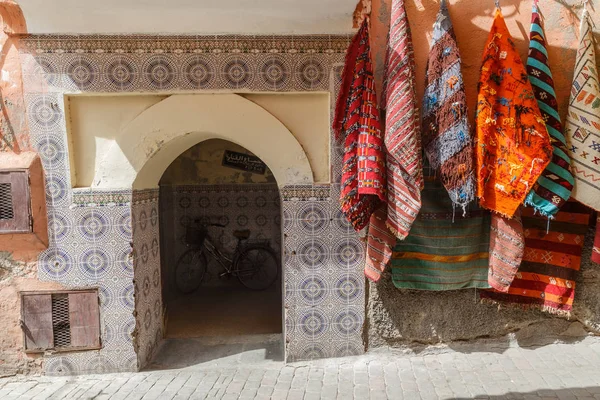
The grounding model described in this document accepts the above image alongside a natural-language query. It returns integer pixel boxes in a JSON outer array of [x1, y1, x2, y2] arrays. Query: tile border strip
[[19, 34, 352, 55]]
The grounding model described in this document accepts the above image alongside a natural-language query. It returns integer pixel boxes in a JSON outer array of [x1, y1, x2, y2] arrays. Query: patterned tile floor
[[2, 337, 600, 399]]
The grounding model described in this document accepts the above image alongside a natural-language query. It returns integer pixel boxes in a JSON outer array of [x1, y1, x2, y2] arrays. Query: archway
[[94, 93, 314, 190], [154, 139, 283, 368], [126, 94, 314, 369]]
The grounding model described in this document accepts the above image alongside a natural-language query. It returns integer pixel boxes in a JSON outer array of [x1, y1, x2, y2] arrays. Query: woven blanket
[[524, 3, 574, 217], [481, 201, 591, 315], [422, 0, 474, 214], [365, 205, 396, 282], [383, 0, 423, 239], [593, 216, 600, 264], [390, 174, 491, 291], [475, 8, 552, 218], [333, 21, 363, 139], [488, 212, 524, 291], [338, 20, 386, 231], [565, 8, 600, 211]]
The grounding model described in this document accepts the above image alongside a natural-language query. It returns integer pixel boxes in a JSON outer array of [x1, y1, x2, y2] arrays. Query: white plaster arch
[[93, 93, 315, 189]]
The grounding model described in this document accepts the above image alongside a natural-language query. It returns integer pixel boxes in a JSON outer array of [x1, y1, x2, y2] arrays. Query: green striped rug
[[391, 177, 492, 290]]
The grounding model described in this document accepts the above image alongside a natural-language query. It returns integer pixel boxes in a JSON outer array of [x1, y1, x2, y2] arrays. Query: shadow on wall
[[366, 227, 600, 353], [366, 0, 600, 352]]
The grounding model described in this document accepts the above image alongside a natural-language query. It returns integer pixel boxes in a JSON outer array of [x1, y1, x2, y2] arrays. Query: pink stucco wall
[[370, 0, 600, 123]]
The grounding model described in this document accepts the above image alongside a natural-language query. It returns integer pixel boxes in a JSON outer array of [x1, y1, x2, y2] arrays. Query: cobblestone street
[[2, 338, 600, 399]]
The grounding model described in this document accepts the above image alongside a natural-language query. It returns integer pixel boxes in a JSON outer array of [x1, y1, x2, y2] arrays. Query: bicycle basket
[[185, 225, 207, 246]]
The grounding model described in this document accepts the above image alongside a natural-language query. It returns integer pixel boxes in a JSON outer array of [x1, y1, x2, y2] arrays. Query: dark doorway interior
[[153, 139, 283, 368]]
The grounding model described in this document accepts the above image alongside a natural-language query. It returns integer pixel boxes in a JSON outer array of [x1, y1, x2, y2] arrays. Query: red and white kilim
[[383, 0, 423, 239]]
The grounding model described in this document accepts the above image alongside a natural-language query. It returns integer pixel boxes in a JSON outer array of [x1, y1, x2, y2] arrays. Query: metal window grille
[[0, 183, 14, 220], [51, 294, 71, 348]]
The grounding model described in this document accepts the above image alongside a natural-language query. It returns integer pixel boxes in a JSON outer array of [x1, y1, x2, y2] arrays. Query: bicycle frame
[[201, 235, 240, 274]]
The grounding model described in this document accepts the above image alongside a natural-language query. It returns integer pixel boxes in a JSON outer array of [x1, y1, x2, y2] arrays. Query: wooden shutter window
[[21, 290, 101, 353], [21, 294, 54, 352], [0, 170, 31, 233], [69, 292, 101, 349]]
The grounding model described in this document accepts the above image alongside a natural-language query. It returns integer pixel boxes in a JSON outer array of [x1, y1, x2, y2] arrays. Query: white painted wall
[[17, 0, 355, 34], [66, 93, 330, 188]]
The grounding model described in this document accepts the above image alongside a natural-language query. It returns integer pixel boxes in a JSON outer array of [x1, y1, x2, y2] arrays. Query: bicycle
[[174, 219, 279, 294]]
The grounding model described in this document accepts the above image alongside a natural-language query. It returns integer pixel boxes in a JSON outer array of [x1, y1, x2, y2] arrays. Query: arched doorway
[[122, 94, 315, 368], [153, 139, 283, 367]]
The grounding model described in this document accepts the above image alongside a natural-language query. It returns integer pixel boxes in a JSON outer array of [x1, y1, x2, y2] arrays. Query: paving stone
[[1, 340, 600, 399]]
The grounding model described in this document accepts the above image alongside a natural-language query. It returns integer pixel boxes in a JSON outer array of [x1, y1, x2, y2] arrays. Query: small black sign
[[222, 150, 267, 174]]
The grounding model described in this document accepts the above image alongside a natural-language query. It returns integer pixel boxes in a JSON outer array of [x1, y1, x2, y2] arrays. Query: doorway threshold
[[144, 333, 284, 371]]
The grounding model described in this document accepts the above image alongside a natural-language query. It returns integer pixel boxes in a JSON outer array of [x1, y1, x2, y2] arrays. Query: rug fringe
[[480, 297, 573, 318], [385, 221, 408, 241], [523, 199, 557, 220]]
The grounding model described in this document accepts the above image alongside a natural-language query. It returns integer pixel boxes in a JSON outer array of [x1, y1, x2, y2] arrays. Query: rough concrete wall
[[0, 255, 63, 377]]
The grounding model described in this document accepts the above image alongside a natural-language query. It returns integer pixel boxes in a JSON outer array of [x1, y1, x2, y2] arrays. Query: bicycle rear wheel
[[174, 249, 207, 294], [235, 245, 279, 290]]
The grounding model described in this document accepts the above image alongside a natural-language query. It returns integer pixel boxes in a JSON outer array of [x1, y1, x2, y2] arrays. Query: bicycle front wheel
[[235, 245, 279, 290], [174, 249, 207, 294]]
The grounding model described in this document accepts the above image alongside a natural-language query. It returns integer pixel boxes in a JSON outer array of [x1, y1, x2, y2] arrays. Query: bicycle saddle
[[233, 230, 251, 240]]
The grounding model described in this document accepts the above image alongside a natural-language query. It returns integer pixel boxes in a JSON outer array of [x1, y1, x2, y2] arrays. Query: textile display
[[475, 8, 553, 218], [422, 0, 475, 214], [564, 7, 600, 211], [365, 206, 396, 282], [481, 202, 591, 315], [336, 20, 387, 231], [593, 215, 600, 264], [487, 212, 524, 291], [524, 3, 574, 217], [390, 173, 491, 291], [333, 20, 363, 139], [383, 0, 423, 239]]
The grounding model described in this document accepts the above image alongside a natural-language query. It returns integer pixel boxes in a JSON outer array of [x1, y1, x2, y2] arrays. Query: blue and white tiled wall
[[131, 190, 163, 369], [39, 189, 138, 375], [281, 186, 365, 361], [20, 34, 365, 371], [161, 184, 281, 293]]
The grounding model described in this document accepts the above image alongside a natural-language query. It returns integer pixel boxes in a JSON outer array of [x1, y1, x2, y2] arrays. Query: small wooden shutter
[[0, 170, 31, 233], [21, 294, 54, 351], [68, 292, 101, 348], [21, 290, 101, 353]]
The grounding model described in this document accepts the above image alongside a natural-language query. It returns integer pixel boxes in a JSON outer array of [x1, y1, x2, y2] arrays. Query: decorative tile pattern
[[21, 34, 359, 370], [282, 197, 364, 362], [72, 189, 132, 207], [131, 189, 163, 369], [19, 35, 351, 55], [40, 203, 139, 374], [20, 35, 346, 94], [280, 185, 332, 201], [161, 184, 281, 291]]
